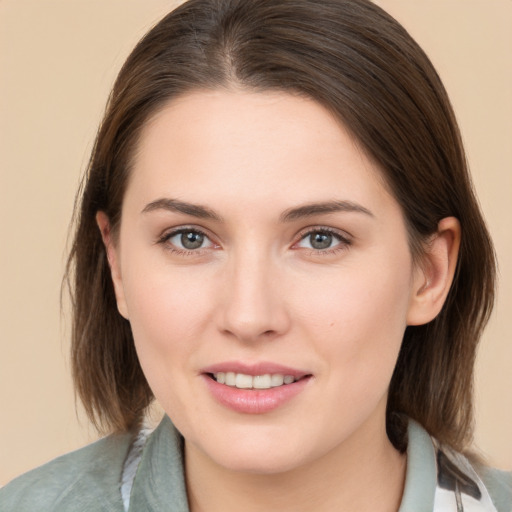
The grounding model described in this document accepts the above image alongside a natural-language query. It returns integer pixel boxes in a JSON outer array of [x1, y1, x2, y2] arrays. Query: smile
[[201, 363, 312, 414], [212, 372, 297, 389]]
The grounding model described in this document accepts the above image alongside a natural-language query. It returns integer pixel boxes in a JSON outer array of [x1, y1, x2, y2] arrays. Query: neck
[[185, 413, 406, 512]]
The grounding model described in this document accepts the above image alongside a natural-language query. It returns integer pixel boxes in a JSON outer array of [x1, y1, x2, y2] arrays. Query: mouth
[[208, 372, 303, 389], [201, 363, 312, 414]]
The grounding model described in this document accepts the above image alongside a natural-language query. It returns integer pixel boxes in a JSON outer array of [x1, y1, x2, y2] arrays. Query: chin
[[187, 424, 318, 475], [212, 446, 308, 475]]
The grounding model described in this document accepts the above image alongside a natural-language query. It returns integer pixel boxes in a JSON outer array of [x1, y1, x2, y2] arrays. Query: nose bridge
[[220, 242, 289, 341]]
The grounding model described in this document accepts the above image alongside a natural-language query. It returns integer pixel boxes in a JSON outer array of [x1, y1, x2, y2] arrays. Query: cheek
[[295, 249, 413, 385], [120, 256, 217, 389], [122, 270, 220, 432]]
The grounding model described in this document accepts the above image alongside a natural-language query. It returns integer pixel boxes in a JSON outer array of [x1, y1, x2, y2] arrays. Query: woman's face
[[109, 90, 424, 474]]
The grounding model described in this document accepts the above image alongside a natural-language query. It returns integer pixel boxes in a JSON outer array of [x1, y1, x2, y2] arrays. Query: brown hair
[[67, 0, 496, 454]]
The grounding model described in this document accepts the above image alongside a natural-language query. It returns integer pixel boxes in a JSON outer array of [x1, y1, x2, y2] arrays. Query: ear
[[96, 211, 129, 319], [407, 217, 461, 326]]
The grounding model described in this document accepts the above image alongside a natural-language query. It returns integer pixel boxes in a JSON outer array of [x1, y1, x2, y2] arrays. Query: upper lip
[[200, 361, 311, 379]]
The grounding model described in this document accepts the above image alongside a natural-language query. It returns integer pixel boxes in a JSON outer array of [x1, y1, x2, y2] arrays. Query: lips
[[200, 362, 312, 414]]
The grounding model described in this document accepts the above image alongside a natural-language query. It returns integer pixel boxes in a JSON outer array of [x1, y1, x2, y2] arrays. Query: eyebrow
[[141, 198, 224, 221], [141, 198, 373, 223], [279, 200, 374, 222]]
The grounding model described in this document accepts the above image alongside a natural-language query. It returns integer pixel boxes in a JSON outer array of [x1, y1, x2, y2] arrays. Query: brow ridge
[[142, 198, 373, 223], [280, 200, 374, 222], [141, 198, 223, 221]]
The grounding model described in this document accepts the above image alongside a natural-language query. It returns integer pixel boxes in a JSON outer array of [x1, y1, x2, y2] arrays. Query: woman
[[1, 0, 510, 510]]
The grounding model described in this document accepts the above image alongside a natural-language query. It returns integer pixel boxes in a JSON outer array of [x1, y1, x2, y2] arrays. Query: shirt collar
[[399, 419, 437, 511]]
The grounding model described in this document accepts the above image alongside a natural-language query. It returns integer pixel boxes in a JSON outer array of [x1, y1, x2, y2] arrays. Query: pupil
[[181, 232, 204, 249], [311, 232, 332, 250]]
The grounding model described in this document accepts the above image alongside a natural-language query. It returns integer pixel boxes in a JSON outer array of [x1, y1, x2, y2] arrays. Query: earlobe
[[96, 211, 130, 320], [407, 217, 461, 326]]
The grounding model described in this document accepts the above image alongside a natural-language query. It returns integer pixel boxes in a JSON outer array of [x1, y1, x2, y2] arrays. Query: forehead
[[126, 89, 394, 216]]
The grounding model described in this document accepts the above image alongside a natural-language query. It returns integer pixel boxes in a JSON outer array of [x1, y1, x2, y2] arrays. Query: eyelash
[[156, 226, 352, 256]]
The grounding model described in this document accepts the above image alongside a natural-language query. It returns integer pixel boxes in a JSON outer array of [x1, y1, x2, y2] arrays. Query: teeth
[[271, 374, 284, 387], [235, 373, 253, 389], [225, 372, 236, 386], [213, 372, 297, 389], [253, 374, 272, 389]]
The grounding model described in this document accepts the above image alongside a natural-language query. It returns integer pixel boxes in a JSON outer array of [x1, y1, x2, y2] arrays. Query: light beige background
[[1, 0, 511, 486]]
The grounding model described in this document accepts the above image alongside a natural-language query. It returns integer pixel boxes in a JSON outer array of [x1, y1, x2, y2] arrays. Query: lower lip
[[202, 375, 311, 414]]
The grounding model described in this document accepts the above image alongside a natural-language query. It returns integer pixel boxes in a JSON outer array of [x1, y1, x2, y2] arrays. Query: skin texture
[[97, 90, 460, 512]]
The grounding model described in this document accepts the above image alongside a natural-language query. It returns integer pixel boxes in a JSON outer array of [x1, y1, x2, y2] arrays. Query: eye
[[295, 228, 350, 252], [302, 232, 335, 250], [159, 228, 216, 252]]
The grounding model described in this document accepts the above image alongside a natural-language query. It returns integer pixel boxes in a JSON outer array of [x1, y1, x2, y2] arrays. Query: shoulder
[[476, 465, 512, 512], [0, 433, 132, 512]]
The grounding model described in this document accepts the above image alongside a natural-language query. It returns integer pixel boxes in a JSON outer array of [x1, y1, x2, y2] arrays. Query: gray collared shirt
[[1, 416, 510, 511]]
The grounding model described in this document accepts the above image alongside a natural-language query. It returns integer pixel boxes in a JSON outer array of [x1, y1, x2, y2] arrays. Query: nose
[[218, 248, 291, 343]]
